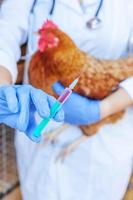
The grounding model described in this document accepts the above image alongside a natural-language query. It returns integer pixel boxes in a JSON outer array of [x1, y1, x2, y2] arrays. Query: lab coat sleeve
[[128, 0, 133, 54], [0, 0, 34, 83], [119, 2, 133, 101], [119, 77, 133, 101]]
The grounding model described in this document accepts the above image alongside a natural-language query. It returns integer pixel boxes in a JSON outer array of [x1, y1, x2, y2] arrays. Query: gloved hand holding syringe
[[33, 77, 79, 138]]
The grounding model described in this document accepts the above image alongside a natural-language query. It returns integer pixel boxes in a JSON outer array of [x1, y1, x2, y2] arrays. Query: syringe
[[33, 77, 79, 138]]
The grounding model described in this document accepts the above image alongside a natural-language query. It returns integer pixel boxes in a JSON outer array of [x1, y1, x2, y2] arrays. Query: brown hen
[[29, 20, 133, 157]]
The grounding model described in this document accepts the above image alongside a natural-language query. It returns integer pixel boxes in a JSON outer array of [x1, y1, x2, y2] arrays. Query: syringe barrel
[[58, 87, 72, 104]]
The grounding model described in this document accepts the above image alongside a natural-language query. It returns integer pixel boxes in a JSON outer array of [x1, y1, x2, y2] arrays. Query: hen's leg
[[42, 124, 69, 146], [56, 135, 88, 162]]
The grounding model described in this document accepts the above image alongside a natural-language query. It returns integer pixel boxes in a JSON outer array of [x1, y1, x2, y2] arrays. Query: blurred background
[[0, 125, 22, 200]]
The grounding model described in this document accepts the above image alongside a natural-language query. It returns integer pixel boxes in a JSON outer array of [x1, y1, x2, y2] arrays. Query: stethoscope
[[23, 0, 103, 60], [85, 0, 104, 29], [49, 0, 103, 29]]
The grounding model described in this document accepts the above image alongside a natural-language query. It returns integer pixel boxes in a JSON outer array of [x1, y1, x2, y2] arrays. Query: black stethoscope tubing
[[32, 0, 103, 16], [31, 0, 103, 29], [49, 0, 56, 15], [50, 0, 103, 17], [95, 0, 103, 18], [31, 0, 56, 14]]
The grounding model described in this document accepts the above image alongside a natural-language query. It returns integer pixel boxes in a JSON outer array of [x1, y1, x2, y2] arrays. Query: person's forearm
[[100, 88, 133, 119], [0, 66, 12, 85]]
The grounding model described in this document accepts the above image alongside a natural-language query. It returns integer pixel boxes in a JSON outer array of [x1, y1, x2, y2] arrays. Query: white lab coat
[[0, 0, 133, 200]]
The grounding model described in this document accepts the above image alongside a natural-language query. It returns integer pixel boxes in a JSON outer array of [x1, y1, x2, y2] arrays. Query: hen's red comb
[[38, 20, 59, 52], [42, 19, 58, 30]]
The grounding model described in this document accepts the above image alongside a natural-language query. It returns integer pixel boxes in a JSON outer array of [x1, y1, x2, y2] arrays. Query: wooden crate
[[2, 187, 22, 200], [0, 125, 19, 199]]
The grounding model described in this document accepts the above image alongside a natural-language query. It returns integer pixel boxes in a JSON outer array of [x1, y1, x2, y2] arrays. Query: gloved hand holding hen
[[53, 82, 100, 125]]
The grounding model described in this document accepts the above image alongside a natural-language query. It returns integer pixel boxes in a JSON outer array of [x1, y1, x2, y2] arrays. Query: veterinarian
[[0, 0, 133, 200]]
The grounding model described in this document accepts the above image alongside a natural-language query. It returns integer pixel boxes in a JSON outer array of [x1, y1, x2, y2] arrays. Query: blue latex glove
[[52, 82, 100, 125], [0, 85, 64, 142]]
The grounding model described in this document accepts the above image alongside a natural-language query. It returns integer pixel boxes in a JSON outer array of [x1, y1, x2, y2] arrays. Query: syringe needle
[[69, 77, 80, 89]]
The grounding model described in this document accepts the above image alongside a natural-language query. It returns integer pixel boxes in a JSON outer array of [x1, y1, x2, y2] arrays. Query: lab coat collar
[[59, 0, 100, 14], [82, 0, 100, 6]]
